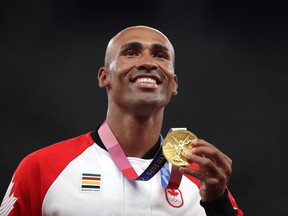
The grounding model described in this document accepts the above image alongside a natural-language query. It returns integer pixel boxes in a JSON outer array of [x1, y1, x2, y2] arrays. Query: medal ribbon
[[98, 120, 182, 188]]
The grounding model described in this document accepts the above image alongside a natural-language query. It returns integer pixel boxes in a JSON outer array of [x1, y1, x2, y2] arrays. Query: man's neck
[[106, 112, 163, 158]]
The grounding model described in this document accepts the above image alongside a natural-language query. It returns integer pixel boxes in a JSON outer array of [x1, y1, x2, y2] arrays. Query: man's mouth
[[135, 77, 157, 85], [131, 76, 160, 89]]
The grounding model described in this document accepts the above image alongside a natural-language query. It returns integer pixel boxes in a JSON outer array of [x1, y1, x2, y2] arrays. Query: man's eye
[[153, 52, 167, 59], [124, 50, 138, 56]]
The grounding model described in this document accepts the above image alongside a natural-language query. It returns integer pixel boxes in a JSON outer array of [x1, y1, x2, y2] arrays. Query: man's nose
[[135, 55, 158, 71]]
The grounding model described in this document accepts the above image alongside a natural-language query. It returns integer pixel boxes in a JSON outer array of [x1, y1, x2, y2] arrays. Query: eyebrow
[[152, 43, 169, 52], [121, 41, 142, 49], [121, 41, 169, 52]]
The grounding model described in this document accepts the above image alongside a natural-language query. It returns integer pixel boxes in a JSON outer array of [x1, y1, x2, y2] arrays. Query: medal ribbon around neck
[[98, 120, 182, 189]]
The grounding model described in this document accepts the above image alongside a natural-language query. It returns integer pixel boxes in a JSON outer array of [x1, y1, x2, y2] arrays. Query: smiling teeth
[[135, 78, 156, 84]]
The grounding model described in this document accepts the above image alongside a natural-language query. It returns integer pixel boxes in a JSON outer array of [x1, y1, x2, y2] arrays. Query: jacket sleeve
[[200, 189, 244, 216], [185, 163, 244, 216], [0, 133, 93, 216]]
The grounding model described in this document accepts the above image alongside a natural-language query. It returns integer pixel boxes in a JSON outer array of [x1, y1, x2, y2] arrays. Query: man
[[0, 25, 243, 215]]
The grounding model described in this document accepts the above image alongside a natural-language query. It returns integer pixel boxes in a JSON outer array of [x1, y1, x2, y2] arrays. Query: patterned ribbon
[[98, 120, 182, 189]]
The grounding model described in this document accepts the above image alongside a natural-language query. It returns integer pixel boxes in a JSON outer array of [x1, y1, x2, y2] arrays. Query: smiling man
[[0, 26, 243, 216], [98, 26, 178, 158]]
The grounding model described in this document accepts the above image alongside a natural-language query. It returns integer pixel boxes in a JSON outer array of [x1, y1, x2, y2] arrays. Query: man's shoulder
[[22, 132, 95, 167]]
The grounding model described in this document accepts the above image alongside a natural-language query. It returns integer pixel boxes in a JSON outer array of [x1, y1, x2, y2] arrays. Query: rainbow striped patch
[[80, 173, 101, 192]]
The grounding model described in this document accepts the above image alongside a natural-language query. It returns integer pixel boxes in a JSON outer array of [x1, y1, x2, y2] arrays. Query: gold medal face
[[162, 130, 197, 166]]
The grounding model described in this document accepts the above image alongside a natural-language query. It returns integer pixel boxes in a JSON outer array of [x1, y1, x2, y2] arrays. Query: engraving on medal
[[162, 130, 197, 166]]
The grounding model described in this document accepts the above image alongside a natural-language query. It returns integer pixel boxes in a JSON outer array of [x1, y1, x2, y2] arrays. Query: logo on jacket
[[165, 188, 184, 208], [80, 173, 101, 192], [0, 179, 18, 216]]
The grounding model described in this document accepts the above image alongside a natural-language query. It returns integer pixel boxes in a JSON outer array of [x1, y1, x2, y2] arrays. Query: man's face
[[99, 26, 178, 114]]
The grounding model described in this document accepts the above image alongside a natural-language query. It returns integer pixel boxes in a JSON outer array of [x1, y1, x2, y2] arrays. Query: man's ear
[[98, 67, 110, 88], [172, 74, 178, 96]]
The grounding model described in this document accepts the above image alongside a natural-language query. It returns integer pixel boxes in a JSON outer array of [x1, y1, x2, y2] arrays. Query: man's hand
[[179, 139, 232, 202]]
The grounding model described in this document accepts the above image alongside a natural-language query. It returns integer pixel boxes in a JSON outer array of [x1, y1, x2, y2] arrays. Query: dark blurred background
[[1, 1, 287, 215]]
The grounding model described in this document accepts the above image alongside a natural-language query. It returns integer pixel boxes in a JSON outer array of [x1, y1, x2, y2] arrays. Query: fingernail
[[192, 147, 197, 153], [192, 139, 198, 144]]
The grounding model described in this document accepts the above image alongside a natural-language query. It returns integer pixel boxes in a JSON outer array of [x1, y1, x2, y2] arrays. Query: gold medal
[[162, 129, 197, 167]]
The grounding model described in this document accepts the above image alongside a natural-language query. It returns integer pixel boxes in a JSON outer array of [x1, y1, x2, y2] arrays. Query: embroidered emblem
[[0, 179, 18, 216], [165, 188, 184, 208], [80, 173, 101, 192]]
